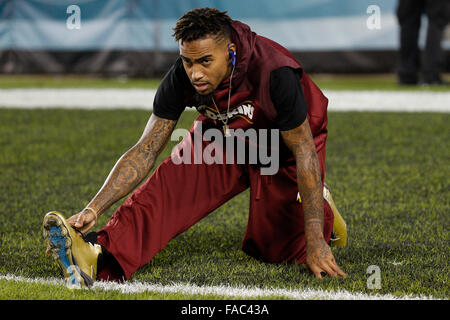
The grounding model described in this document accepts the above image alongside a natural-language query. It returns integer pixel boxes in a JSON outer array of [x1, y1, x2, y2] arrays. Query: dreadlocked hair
[[172, 8, 233, 43]]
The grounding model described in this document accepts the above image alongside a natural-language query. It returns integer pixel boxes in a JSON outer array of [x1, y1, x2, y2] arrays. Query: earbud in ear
[[228, 43, 236, 67]]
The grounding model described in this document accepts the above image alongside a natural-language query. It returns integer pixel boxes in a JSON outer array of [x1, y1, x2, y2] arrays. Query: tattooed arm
[[281, 119, 346, 279], [67, 114, 177, 233]]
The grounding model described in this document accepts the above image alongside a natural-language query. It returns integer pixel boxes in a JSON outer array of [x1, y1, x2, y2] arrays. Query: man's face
[[179, 36, 234, 96]]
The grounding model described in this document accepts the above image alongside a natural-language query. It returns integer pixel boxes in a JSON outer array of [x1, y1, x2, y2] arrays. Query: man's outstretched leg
[[96, 134, 248, 280], [43, 120, 249, 286], [91, 122, 249, 282]]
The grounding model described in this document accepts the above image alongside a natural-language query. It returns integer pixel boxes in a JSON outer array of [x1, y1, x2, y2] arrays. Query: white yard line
[[0, 88, 155, 109], [0, 274, 439, 300], [325, 90, 450, 112], [0, 88, 449, 112]]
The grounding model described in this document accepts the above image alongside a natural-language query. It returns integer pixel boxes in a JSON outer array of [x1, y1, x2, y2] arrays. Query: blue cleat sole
[[43, 213, 93, 288]]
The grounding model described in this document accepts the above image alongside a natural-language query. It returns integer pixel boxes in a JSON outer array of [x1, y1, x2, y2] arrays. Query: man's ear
[[227, 42, 237, 66]]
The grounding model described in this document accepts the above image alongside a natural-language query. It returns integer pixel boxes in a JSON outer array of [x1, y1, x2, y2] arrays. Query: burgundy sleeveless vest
[[206, 20, 329, 156]]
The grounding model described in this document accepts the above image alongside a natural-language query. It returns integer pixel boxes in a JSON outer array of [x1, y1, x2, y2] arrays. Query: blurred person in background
[[397, 0, 450, 85]]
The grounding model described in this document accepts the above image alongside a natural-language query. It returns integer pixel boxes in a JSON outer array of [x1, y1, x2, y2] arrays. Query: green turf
[[0, 73, 449, 91], [0, 75, 162, 89], [0, 108, 448, 300]]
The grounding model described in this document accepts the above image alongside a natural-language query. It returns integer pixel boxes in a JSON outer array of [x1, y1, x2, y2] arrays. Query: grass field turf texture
[[0, 75, 448, 300], [0, 70, 450, 92], [0, 73, 450, 91]]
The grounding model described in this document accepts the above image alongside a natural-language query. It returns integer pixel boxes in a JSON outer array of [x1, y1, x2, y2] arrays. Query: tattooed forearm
[[281, 120, 324, 242], [282, 120, 347, 278], [86, 115, 177, 216]]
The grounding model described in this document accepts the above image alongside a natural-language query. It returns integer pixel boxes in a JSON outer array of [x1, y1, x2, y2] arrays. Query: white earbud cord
[[211, 62, 236, 137]]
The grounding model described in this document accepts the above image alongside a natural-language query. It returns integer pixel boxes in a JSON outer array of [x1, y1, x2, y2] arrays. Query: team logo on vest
[[197, 101, 255, 124]]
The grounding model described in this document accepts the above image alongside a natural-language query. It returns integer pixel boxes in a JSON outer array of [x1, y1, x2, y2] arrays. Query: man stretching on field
[[43, 8, 347, 288]]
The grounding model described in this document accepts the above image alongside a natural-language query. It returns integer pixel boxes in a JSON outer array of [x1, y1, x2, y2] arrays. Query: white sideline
[[0, 274, 439, 300], [0, 88, 449, 112]]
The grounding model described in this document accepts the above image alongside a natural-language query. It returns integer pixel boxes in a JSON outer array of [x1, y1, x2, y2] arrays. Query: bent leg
[[242, 164, 333, 265], [242, 135, 333, 265]]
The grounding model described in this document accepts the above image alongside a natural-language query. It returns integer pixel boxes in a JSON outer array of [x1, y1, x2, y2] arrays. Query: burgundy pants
[[96, 121, 333, 281]]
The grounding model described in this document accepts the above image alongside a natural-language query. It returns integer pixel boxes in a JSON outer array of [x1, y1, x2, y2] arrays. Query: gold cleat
[[43, 211, 102, 288], [323, 183, 347, 247]]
